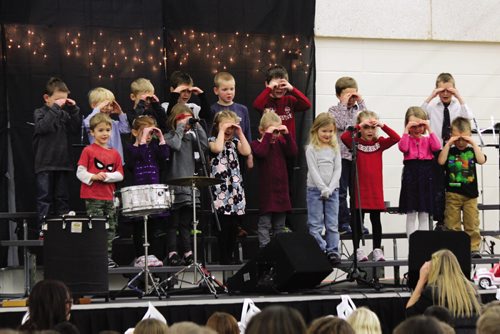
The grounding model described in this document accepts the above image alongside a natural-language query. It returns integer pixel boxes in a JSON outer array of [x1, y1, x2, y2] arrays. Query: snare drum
[[116, 184, 174, 217]]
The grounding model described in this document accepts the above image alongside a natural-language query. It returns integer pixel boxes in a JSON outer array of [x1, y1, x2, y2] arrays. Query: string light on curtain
[[4, 25, 311, 79]]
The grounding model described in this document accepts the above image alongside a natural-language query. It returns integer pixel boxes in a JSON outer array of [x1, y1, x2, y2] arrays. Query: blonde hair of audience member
[[393, 315, 444, 334], [309, 112, 338, 150], [133, 318, 168, 334], [245, 305, 306, 334], [439, 322, 456, 334], [307, 316, 355, 334], [258, 111, 282, 134], [168, 322, 216, 334], [88, 87, 115, 107], [205, 312, 239, 334], [167, 103, 195, 131], [476, 305, 500, 334], [346, 307, 382, 334], [427, 249, 481, 318]]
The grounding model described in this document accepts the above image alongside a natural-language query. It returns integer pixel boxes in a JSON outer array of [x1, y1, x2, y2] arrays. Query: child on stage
[[251, 111, 298, 248], [341, 111, 400, 262], [208, 110, 251, 264], [305, 113, 342, 266], [77, 113, 124, 268], [398, 106, 441, 237], [126, 115, 170, 267]]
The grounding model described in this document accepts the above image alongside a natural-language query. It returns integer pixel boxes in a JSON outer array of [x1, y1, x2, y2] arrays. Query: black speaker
[[408, 231, 470, 289], [226, 233, 332, 293], [44, 216, 108, 296]]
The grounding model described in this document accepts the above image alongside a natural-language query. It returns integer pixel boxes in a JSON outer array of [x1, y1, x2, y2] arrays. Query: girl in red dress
[[341, 110, 400, 262]]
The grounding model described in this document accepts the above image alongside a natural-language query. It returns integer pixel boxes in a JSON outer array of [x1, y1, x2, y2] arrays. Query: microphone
[[188, 117, 200, 125]]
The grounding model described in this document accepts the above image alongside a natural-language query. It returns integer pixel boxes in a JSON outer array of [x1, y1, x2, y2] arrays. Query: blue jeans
[[36, 171, 70, 228], [339, 159, 352, 228], [306, 187, 340, 255]]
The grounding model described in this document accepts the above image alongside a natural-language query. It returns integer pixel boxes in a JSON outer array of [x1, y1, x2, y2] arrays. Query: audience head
[[245, 305, 306, 334], [476, 304, 500, 334], [428, 249, 481, 318], [424, 305, 454, 326], [53, 321, 80, 334], [346, 307, 382, 334], [133, 318, 169, 334], [307, 315, 355, 334], [19, 279, 72, 331], [393, 315, 445, 334], [205, 312, 239, 334], [168, 321, 216, 334]]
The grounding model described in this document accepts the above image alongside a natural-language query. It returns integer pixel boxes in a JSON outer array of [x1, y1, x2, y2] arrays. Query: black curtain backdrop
[[0, 0, 315, 240]]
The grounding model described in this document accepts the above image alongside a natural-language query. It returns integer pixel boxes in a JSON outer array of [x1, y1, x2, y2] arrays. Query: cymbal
[[165, 176, 224, 187]]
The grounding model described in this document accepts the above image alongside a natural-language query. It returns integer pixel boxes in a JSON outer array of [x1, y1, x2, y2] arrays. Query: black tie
[[442, 104, 450, 145]]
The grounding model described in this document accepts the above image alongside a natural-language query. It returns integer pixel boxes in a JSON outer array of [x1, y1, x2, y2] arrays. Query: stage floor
[[0, 281, 497, 334]]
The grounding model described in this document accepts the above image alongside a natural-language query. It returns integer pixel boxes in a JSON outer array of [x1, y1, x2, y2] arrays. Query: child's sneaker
[[372, 248, 385, 262], [356, 249, 368, 262], [339, 224, 352, 235], [166, 253, 184, 266], [327, 252, 342, 267], [108, 257, 118, 268], [134, 255, 163, 267]]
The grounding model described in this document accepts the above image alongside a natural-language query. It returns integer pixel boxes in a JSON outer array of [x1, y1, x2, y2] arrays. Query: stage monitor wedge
[[408, 231, 471, 290], [227, 232, 332, 293]]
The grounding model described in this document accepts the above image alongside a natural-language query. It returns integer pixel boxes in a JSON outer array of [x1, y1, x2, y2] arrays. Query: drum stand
[[161, 181, 227, 298], [117, 215, 166, 299]]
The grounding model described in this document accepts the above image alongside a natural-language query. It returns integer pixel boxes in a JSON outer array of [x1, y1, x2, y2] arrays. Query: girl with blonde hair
[[406, 249, 481, 319], [306, 113, 342, 266], [346, 307, 382, 334]]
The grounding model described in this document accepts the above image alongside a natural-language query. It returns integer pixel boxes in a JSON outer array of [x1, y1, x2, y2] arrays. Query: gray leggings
[[257, 212, 286, 248]]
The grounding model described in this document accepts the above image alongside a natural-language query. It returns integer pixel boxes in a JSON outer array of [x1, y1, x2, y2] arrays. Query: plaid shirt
[[328, 100, 367, 160]]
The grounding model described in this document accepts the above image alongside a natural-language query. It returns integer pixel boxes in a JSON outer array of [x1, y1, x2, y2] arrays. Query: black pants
[[218, 215, 240, 264], [166, 206, 193, 255], [351, 210, 382, 250]]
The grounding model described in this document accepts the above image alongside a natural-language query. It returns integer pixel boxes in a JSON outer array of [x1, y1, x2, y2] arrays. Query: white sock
[[406, 212, 417, 237], [418, 212, 430, 231]]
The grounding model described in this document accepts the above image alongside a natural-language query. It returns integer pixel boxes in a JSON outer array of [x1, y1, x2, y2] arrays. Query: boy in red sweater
[[252, 65, 311, 140]]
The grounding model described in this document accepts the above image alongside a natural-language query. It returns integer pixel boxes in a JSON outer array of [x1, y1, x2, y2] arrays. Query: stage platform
[[0, 280, 498, 334]]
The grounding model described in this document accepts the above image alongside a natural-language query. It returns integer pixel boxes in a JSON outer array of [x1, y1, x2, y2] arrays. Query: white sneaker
[[356, 249, 368, 262], [373, 248, 385, 262]]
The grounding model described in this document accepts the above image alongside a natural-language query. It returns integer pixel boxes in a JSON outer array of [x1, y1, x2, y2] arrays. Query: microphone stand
[[191, 120, 221, 232]]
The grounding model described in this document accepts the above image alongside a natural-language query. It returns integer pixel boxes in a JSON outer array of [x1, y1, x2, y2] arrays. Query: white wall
[[314, 1, 500, 275]]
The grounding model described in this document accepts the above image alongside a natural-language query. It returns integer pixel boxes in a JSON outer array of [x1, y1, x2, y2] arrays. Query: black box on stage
[[408, 231, 470, 289], [226, 233, 332, 293], [44, 216, 108, 296]]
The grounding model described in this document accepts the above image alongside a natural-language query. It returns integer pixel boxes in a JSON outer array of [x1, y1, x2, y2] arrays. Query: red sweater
[[251, 133, 298, 213], [341, 125, 400, 210], [252, 87, 311, 139]]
